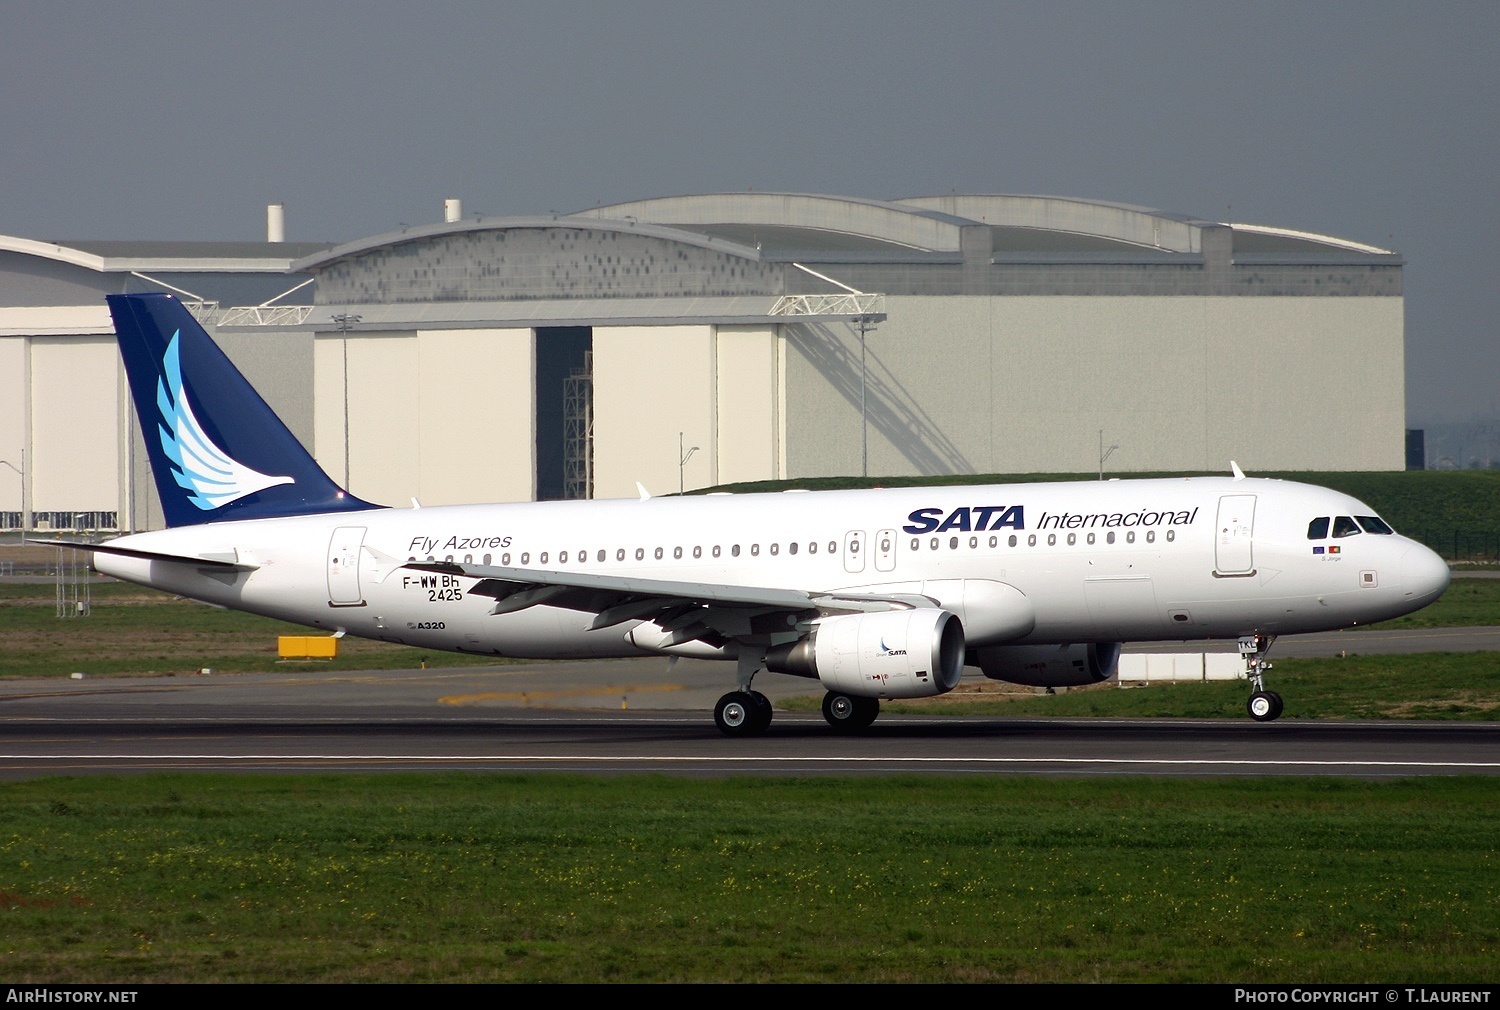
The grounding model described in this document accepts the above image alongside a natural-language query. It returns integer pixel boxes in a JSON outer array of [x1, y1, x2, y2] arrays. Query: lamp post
[[1098, 430, 1119, 480], [678, 432, 699, 496], [856, 314, 877, 478], [331, 313, 361, 491]]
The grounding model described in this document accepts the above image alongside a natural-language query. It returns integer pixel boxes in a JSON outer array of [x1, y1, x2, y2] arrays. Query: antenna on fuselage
[[1230, 461, 1247, 481]]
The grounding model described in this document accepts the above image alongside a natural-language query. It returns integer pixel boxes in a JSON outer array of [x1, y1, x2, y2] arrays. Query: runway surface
[[1, 648, 1497, 778]]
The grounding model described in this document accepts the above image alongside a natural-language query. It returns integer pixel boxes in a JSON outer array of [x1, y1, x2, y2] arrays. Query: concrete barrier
[[1117, 653, 1244, 683]]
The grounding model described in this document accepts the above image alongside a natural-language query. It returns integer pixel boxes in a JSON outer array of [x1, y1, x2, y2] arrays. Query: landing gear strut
[[822, 691, 880, 732], [1240, 634, 1283, 722], [714, 648, 774, 737]]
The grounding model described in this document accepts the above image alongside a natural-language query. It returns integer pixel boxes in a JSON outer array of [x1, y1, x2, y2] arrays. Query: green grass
[[0, 775, 1496, 982], [798, 652, 1500, 720], [1365, 578, 1500, 629], [0, 582, 507, 679]]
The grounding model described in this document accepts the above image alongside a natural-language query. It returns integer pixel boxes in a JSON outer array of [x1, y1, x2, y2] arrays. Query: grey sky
[[2, 2, 1495, 424]]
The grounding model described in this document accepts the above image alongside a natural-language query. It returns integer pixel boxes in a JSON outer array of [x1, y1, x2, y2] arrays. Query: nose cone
[[1400, 543, 1450, 605]]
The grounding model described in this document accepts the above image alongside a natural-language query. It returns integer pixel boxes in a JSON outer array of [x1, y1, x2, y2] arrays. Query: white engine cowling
[[969, 642, 1121, 687], [766, 609, 965, 699]]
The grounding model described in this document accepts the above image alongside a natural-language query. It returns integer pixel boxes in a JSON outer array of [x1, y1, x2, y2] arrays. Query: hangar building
[[0, 193, 1405, 532]]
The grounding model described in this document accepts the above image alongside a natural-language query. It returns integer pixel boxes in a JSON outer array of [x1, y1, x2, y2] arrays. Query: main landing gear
[[714, 690, 773, 737], [1240, 633, 1283, 722], [715, 648, 775, 737], [822, 691, 880, 733]]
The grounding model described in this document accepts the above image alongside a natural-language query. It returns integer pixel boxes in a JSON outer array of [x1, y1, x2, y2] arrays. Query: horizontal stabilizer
[[32, 539, 258, 571]]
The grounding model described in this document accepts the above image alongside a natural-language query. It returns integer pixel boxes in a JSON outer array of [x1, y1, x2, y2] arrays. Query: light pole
[[856, 314, 876, 479], [678, 432, 699, 496], [331, 313, 361, 491], [0, 455, 23, 542], [1098, 430, 1119, 480]]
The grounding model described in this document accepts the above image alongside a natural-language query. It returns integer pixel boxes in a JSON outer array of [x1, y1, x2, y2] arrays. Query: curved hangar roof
[[576, 192, 1396, 260], [283, 192, 1400, 323], [292, 191, 1396, 280]]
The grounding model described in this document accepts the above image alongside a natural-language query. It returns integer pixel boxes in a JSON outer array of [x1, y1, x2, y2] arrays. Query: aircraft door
[[874, 528, 897, 572], [327, 526, 367, 606], [1214, 495, 1256, 575], [843, 530, 866, 574]]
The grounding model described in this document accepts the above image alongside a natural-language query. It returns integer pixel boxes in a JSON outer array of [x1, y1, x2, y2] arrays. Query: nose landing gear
[[1240, 634, 1283, 722]]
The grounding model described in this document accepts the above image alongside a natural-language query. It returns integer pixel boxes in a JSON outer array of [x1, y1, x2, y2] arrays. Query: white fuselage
[[92, 477, 1450, 666]]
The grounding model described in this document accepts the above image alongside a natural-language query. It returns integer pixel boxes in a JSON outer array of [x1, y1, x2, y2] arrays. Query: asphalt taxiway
[[1, 645, 1496, 778]]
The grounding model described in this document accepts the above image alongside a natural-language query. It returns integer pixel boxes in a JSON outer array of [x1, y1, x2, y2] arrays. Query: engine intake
[[969, 642, 1121, 687], [766, 608, 965, 698]]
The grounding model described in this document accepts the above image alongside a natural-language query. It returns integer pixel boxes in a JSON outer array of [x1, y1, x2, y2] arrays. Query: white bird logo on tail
[[156, 331, 293, 510]]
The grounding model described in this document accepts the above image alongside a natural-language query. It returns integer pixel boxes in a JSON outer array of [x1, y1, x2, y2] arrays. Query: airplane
[[54, 293, 1451, 735]]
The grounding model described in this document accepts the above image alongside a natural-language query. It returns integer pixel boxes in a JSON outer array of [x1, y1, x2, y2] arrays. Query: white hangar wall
[[783, 295, 1405, 479], [311, 328, 534, 507], [591, 324, 783, 500]]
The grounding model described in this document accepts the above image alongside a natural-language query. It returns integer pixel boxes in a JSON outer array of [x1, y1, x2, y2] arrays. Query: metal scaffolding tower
[[54, 545, 91, 619], [562, 351, 594, 500]]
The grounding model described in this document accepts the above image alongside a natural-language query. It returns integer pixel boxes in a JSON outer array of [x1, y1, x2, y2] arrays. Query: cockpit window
[[1307, 517, 1330, 540], [1356, 515, 1395, 535], [1332, 516, 1362, 538]]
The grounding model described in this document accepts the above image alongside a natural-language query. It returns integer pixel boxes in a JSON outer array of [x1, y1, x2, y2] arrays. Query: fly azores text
[[408, 534, 512, 555]]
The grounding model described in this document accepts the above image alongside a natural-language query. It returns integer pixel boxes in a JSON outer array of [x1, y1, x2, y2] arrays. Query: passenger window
[[828, 541, 836, 554], [1086, 532, 1095, 545], [559, 551, 568, 563], [673, 547, 683, 559], [732, 545, 741, 557], [484, 554, 492, 565], [969, 536, 978, 549], [540, 552, 549, 564], [770, 543, 779, 556], [949, 537, 958, 550], [635, 548, 644, 561], [1146, 531, 1155, 543], [809, 541, 818, 554], [1166, 530, 1175, 542], [789, 542, 798, 555], [654, 547, 664, 559], [1067, 533, 1076, 546], [616, 549, 624, 561], [598, 550, 606, 562], [1027, 534, 1036, 546], [1008, 535, 1017, 547], [930, 537, 939, 550], [911, 538, 920, 551], [751, 544, 760, 556], [1047, 534, 1056, 546], [1356, 516, 1394, 535], [1332, 516, 1361, 538], [712, 545, 721, 558], [522, 552, 531, 564], [693, 546, 702, 558], [989, 536, 997, 548], [1126, 532, 1135, 544], [1106, 532, 1114, 544]]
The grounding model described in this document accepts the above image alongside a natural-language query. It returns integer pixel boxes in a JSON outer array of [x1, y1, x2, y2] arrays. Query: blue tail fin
[[108, 293, 381, 527]]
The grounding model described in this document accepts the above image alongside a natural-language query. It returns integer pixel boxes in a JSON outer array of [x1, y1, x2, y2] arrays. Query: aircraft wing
[[402, 560, 930, 646]]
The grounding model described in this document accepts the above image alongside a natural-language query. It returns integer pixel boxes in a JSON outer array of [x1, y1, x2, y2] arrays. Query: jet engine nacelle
[[969, 642, 1121, 688], [766, 608, 965, 699]]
